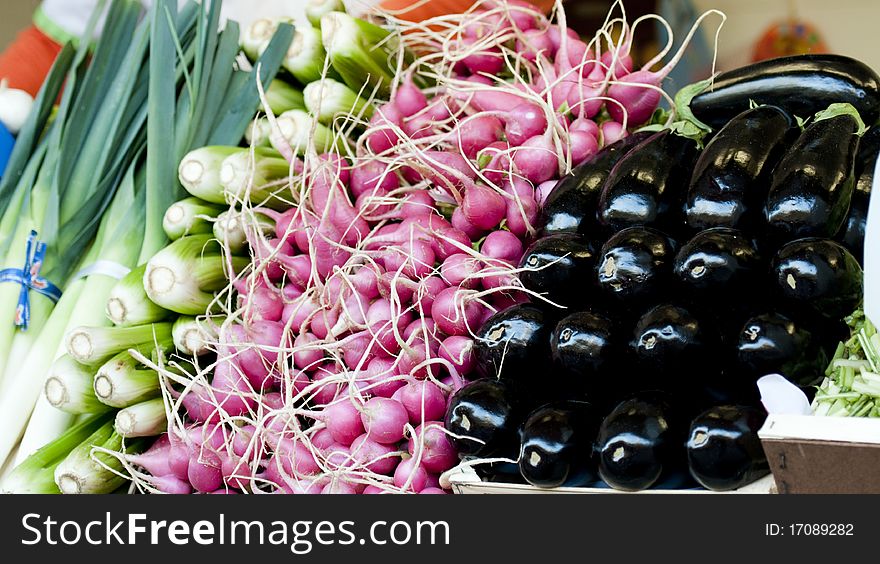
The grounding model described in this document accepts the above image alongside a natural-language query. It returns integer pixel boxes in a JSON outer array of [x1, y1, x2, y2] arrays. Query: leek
[[54, 419, 143, 494], [66, 322, 174, 367], [321, 12, 397, 99], [94, 351, 161, 408], [172, 315, 219, 356], [163, 197, 225, 240], [306, 0, 347, 28], [304, 77, 375, 125], [219, 147, 293, 207], [115, 397, 168, 438], [272, 109, 337, 154], [178, 145, 242, 204], [213, 210, 274, 253], [105, 264, 170, 326], [1, 412, 112, 494], [144, 235, 249, 315], [266, 79, 306, 114], [44, 355, 107, 414]]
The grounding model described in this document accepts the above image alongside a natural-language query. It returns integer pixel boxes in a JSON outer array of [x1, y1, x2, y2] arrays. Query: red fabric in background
[[0, 25, 63, 98]]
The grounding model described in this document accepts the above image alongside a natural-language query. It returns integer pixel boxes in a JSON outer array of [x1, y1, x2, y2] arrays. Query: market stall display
[[0, 0, 876, 495]]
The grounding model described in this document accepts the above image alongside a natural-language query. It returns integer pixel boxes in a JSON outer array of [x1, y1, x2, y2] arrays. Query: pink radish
[[462, 185, 506, 230], [512, 134, 558, 184], [451, 115, 503, 159], [393, 458, 429, 492], [431, 287, 485, 336], [350, 434, 400, 474], [438, 335, 475, 377], [393, 75, 428, 117], [441, 253, 481, 289], [481, 230, 524, 263], [408, 424, 458, 474], [394, 379, 448, 424], [505, 103, 548, 146]]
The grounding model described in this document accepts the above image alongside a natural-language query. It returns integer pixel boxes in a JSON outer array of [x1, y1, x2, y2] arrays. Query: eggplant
[[541, 131, 654, 237], [444, 379, 520, 458], [630, 304, 717, 386], [550, 310, 620, 401], [764, 113, 861, 242], [687, 405, 769, 491], [837, 125, 879, 263], [596, 392, 688, 491], [688, 54, 880, 128], [673, 228, 762, 298], [770, 238, 863, 320], [596, 226, 676, 305], [518, 234, 596, 307], [474, 303, 551, 394], [685, 105, 795, 233], [597, 130, 698, 236], [735, 312, 828, 388], [518, 400, 599, 488]]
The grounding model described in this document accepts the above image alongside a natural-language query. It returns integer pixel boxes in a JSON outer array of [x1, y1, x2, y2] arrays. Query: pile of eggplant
[[444, 54, 880, 492]]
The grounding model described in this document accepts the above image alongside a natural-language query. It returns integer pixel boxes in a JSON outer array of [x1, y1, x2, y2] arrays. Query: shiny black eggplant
[[630, 304, 718, 386], [735, 312, 828, 388], [596, 226, 676, 305], [688, 54, 880, 128], [685, 105, 796, 233], [597, 130, 698, 236], [550, 310, 620, 399], [518, 400, 600, 488], [764, 113, 861, 242], [687, 405, 769, 491], [518, 234, 596, 307], [541, 131, 654, 237], [837, 125, 879, 263], [444, 379, 521, 458], [596, 393, 688, 491], [673, 228, 762, 297], [474, 304, 551, 392], [770, 238, 863, 320]]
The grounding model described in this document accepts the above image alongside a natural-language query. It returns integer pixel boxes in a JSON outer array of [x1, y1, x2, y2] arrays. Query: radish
[[546, 24, 580, 51], [311, 428, 336, 450], [432, 226, 471, 261], [393, 458, 429, 492], [441, 253, 481, 289], [351, 160, 399, 198], [503, 179, 539, 238], [462, 44, 505, 76], [408, 424, 458, 474], [462, 185, 505, 230], [569, 129, 600, 166], [419, 487, 446, 495], [275, 437, 322, 477], [600, 120, 627, 145], [394, 379, 448, 424], [293, 332, 323, 369], [350, 434, 399, 474], [536, 180, 558, 207], [360, 397, 409, 444], [152, 475, 194, 494], [512, 134, 558, 184], [127, 436, 174, 477], [311, 364, 346, 405], [505, 103, 548, 146], [365, 104, 403, 154], [322, 481, 358, 494], [438, 335, 475, 377], [570, 117, 599, 137], [451, 207, 483, 239], [431, 287, 484, 336], [451, 115, 503, 159], [481, 230, 524, 263], [188, 451, 223, 493], [360, 356, 405, 398], [393, 75, 428, 117], [305, 400, 365, 446], [516, 28, 554, 61]]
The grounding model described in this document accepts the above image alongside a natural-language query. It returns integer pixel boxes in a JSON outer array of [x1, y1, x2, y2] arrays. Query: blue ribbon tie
[[0, 230, 63, 330]]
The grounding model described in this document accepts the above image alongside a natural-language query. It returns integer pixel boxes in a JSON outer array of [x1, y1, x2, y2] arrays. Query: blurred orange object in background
[[752, 19, 829, 62]]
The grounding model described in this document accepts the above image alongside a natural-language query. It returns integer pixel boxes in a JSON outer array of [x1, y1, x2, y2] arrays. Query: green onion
[[273, 109, 336, 154], [115, 397, 168, 438], [1, 412, 112, 494], [66, 322, 174, 366], [162, 196, 225, 240], [245, 117, 272, 148], [321, 12, 396, 99], [178, 145, 242, 204], [241, 17, 293, 61], [54, 419, 143, 494], [285, 25, 333, 85], [213, 210, 274, 253], [106, 264, 171, 326], [265, 79, 306, 114], [143, 235, 249, 315], [304, 78, 375, 124], [306, 0, 347, 28], [93, 351, 161, 408], [219, 147, 293, 207], [44, 355, 108, 414], [172, 316, 219, 356]]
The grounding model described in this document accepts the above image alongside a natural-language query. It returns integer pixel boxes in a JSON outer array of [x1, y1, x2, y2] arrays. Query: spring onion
[[272, 109, 337, 155], [172, 316, 219, 356], [304, 78, 375, 124], [114, 397, 168, 438], [93, 351, 161, 408], [219, 147, 293, 207], [213, 210, 274, 253], [266, 79, 306, 114], [143, 235, 249, 315], [306, 0, 347, 28], [321, 12, 397, 99], [1, 412, 113, 494], [178, 145, 242, 205], [162, 197, 225, 240], [105, 264, 171, 326], [54, 419, 143, 494], [246, 117, 272, 148], [242, 17, 294, 61], [284, 25, 334, 85], [44, 355, 107, 414], [66, 322, 174, 366]]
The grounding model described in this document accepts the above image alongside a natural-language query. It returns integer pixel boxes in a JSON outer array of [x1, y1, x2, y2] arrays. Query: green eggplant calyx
[[813, 102, 869, 136]]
